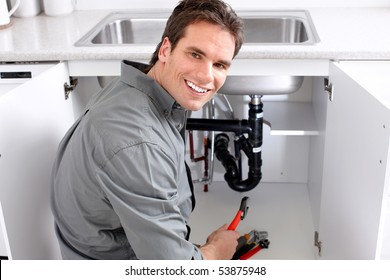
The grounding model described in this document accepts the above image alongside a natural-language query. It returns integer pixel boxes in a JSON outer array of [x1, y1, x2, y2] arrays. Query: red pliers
[[228, 197, 270, 260], [228, 196, 249, 231]]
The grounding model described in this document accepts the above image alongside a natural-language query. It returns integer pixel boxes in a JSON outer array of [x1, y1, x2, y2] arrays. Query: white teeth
[[186, 81, 207, 93]]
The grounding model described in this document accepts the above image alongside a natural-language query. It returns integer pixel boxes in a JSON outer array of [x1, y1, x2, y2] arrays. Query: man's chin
[[186, 103, 207, 112]]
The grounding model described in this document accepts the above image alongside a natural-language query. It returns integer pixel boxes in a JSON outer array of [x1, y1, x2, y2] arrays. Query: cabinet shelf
[[263, 101, 319, 136]]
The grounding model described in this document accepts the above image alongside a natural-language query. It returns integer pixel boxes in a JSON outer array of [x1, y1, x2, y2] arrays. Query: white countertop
[[1, 8, 390, 62]]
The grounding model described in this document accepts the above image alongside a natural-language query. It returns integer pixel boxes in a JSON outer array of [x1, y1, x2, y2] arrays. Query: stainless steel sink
[[219, 75, 304, 95], [76, 10, 318, 94], [90, 18, 167, 45], [243, 17, 309, 44], [76, 10, 319, 46]]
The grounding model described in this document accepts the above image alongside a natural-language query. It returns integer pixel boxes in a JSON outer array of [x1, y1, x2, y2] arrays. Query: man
[[51, 0, 244, 260]]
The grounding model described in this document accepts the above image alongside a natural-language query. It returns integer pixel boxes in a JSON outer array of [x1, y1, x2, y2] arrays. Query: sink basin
[[76, 10, 319, 46], [90, 18, 166, 45], [243, 17, 309, 44], [218, 75, 304, 95], [77, 10, 318, 95]]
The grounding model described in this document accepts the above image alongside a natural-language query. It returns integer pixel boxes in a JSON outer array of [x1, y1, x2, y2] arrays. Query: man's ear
[[158, 37, 172, 63]]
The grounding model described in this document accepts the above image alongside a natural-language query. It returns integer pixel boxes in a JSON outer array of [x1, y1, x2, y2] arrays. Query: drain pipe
[[236, 95, 263, 192], [186, 95, 263, 192]]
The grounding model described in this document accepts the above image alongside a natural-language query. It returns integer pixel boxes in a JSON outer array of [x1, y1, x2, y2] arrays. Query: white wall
[[76, 0, 390, 10]]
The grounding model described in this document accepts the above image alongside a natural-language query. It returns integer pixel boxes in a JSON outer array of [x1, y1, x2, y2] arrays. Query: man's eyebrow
[[188, 46, 232, 68], [218, 59, 232, 68]]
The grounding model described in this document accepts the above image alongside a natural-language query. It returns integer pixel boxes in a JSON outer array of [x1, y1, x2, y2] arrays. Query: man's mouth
[[186, 80, 209, 94]]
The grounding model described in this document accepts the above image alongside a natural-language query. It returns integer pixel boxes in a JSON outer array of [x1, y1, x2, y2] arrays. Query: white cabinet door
[[318, 62, 390, 259], [0, 62, 74, 259]]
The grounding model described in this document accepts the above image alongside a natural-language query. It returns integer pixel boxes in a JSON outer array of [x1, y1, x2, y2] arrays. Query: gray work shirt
[[51, 61, 202, 260]]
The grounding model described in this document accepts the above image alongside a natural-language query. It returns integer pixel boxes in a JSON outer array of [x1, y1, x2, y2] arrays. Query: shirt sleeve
[[95, 141, 203, 260]]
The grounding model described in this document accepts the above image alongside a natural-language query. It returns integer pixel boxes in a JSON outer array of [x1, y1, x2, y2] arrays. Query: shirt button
[[164, 110, 169, 116]]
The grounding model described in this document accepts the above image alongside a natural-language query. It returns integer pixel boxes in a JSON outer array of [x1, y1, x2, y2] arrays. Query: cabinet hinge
[[314, 231, 322, 257], [324, 78, 334, 102], [64, 77, 78, 100]]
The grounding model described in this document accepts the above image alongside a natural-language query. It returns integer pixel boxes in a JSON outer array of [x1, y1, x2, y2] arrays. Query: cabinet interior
[[73, 75, 325, 259]]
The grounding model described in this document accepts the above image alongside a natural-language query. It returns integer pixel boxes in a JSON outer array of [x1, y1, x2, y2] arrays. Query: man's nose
[[196, 62, 213, 83]]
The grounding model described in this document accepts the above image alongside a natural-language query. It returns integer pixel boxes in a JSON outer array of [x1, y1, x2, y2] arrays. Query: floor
[[188, 181, 317, 259]]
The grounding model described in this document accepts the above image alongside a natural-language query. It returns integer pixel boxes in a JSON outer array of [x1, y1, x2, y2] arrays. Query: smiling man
[[51, 0, 244, 260], [148, 21, 235, 111]]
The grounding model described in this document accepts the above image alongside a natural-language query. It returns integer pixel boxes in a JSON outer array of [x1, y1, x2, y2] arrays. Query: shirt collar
[[120, 60, 187, 127]]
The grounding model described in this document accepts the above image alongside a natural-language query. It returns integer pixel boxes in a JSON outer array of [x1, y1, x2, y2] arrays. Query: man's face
[[157, 21, 236, 111]]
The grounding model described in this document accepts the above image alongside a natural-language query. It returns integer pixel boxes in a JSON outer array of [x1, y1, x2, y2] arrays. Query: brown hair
[[146, 0, 244, 71]]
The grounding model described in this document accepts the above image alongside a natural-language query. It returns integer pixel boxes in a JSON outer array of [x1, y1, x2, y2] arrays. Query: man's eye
[[191, 52, 201, 59], [214, 63, 226, 70]]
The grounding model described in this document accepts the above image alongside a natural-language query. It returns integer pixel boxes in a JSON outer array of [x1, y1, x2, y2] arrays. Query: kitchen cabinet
[[189, 61, 390, 260], [309, 61, 390, 259], [69, 59, 390, 260], [1, 58, 388, 260], [0, 62, 75, 259]]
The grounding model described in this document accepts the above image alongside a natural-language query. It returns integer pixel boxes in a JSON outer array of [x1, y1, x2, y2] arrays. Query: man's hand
[[200, 224, 240, 260]]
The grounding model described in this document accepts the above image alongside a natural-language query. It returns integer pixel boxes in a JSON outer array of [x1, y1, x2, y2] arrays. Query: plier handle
[[228, 196, 249, 231]]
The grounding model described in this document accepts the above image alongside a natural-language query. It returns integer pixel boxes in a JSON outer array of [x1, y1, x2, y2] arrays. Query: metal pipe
[[202, 131, 209, 192], [221, 94, 235, 119], [208, 99, 216, 186]]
